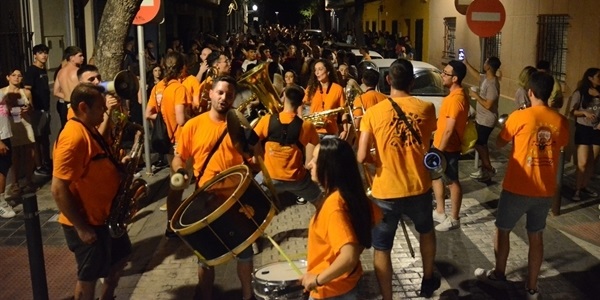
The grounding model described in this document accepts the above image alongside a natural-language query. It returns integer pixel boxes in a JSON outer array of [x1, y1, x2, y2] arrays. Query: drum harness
[[192, 129, 228, 187], [266, 114, 304, 156]]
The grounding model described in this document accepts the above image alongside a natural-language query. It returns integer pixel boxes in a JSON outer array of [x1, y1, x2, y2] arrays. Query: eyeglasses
[[441, 71, 455, 77]]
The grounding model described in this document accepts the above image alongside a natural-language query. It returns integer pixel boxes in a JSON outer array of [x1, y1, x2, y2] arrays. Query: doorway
[[415, 19, 424, 61]]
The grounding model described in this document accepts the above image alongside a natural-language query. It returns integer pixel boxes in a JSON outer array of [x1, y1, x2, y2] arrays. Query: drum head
[[254, 260, 308, 283], [171, 165, 251, 234]]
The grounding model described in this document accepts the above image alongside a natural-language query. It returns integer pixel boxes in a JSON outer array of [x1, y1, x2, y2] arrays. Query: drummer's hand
[[300, 273, 319, 292]]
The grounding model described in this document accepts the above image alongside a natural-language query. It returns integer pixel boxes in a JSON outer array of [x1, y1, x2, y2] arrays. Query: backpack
[[267, 115, 304, 154], [150, 107, 175, 155]]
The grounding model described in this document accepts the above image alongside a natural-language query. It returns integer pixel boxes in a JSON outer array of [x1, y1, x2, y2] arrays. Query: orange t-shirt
[[360, 96, 437, 199], [253, 112, 319, 181], [499, 105, 569, 197], [53, 120, 120, 226], [148, 79, 188, 143], [303, 83, 346, 135], [66, 106, 75, 120], [307, 190, 361, 299], [352, 89, 387, 118], [181, 75, 200, 107], [176, 113, 244, 187], [433, 88, 469, 153]]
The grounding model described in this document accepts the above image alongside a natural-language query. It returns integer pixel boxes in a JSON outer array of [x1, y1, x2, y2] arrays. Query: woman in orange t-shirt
[[303, 59, 350, 138], [301, 138, 379, 299]]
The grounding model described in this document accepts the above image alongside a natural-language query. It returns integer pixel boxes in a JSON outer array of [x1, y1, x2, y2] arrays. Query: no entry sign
[[133, 0, 162, 25], [466, 0, 506, 37]]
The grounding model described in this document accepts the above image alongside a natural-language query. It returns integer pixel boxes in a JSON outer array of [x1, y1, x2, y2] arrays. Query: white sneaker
[[432, 210, 447, 223], [435, 217, 460, 231], [159, 203, 167, 211], [0, 200, 16, 218], [469, 168, 483, 178]]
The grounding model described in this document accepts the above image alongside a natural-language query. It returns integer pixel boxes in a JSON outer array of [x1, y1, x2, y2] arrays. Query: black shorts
[[442, 151, 461, 182], [574, 123, 600, 146], [475, 123, 494, 146], [0, 138, 12, 176], [63, 225, 132, 281]]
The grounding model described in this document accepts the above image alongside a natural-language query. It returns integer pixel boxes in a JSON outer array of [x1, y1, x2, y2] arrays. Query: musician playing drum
[[301, 138, 380, 299], [51, 83, 131, 300], [253, 85, 322, 205], [303, 59, 350, 140], [170, 76, 254, 300]]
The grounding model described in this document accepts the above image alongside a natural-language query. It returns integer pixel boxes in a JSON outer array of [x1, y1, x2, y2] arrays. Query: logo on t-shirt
[[527, 125, 558, 166], [390, 112, 423, 148]]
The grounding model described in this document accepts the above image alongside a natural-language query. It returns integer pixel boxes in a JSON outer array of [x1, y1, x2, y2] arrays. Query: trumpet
[[303, 107, 346, 128]]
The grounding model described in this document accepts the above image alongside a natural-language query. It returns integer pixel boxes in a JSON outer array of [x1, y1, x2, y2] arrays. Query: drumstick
[[399, 217, 415, 258], [264, 235, 304, 276]]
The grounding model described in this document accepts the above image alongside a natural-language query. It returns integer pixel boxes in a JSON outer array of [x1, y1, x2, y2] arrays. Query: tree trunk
[[93, 0, 143, 79], [354, 0, 365, 46]]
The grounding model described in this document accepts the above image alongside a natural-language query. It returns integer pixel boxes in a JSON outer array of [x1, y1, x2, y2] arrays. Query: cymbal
[[226, 109, 253, 157]]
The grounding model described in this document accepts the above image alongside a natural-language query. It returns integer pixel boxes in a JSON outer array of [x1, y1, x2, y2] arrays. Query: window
[[381, 20, 386, 32], [483, 32, 502, 60], [537, 15, 569, 82], [443, 17, 456, 59], [365, 21, 369, 31]]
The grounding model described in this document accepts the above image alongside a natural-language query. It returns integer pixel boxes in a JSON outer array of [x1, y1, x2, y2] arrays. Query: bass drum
[[170, 165, 275, 266], [253, 260, 308, 300]]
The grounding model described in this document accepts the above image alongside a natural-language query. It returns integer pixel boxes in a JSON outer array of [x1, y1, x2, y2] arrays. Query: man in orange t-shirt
[[474, 72, 568, 299], [357, 59, 440, 299], [171, 76, 254, 300], [352, 68, 386, 130], [51, 83, 131, 300], [253, 85, 321, 204], [432, 60, 469, 232]]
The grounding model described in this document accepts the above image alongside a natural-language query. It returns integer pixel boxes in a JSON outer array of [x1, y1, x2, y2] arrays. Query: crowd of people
[[0, 23, 597, 300]]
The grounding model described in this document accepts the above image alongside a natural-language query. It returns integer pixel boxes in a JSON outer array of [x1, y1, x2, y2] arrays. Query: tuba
[[237, 62, 283, 123]]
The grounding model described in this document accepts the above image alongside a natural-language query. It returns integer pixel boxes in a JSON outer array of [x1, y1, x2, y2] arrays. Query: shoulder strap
[[387, 97, 423, 146], [69, 118, 122, 170], [197, 129, 228, 185]]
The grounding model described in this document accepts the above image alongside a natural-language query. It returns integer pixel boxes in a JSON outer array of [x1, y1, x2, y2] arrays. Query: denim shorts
[[371, 190, 434, 250], [475, 123, 494, 146], [63, 225, 132, 281], [442, 151, 461, 182], [197, 244, 253, 266], [495, 190, 552, 232]]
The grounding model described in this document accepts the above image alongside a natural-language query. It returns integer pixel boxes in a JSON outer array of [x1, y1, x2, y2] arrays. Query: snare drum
[[253, 260, 308, 300], [170, 165, 276, 266]]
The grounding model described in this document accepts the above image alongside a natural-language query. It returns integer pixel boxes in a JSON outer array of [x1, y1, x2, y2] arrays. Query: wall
[[363, 0, 430, 60]]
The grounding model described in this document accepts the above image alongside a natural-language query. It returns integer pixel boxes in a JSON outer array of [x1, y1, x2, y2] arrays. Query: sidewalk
[[1, 135, 599, 299]]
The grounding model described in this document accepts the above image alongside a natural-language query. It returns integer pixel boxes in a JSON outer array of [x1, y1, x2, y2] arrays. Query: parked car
[[331, 42, 383, 62], [357, 59, 448, 115]]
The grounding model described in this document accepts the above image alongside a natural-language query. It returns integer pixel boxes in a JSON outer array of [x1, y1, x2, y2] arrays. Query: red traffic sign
[[466, 0, 506, 37], [133, 0, 162, 25], [455, 0, 473, 16]]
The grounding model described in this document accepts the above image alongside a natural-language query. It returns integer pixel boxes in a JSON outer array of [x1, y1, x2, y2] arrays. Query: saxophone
[[107, 110, 148, 238]]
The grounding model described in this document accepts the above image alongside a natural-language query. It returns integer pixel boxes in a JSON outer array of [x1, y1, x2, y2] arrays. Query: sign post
[[134, 0, 163, 176]]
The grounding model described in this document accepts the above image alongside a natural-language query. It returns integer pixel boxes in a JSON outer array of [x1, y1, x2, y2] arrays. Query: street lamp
[[275, 11, 279, 23], [252, 4, 258, 11]]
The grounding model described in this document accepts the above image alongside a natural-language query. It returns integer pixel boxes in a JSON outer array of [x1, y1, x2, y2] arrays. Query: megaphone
[[99, 70, 139, 100], [423, 148, 447, 180], [497, 113, 509, 127]]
